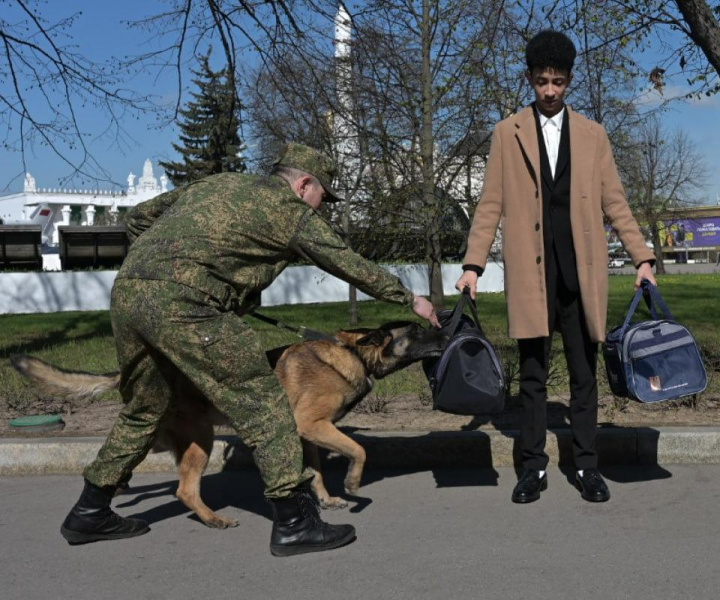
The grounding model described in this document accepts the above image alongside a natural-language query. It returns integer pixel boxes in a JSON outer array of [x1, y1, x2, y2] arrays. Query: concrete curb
[[1, 427, 720, 476]]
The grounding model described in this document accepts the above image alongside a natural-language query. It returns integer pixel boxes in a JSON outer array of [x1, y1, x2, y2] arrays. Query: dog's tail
[[11, 355, 121, 400]]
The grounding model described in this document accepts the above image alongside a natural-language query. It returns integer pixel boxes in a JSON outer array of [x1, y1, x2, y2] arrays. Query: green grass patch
[[1, 273, 718, 415]]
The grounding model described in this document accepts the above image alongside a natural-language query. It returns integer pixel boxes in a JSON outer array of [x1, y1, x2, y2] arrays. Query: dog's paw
[[204, 514, 240, 529], [319, 496, 348, 510]]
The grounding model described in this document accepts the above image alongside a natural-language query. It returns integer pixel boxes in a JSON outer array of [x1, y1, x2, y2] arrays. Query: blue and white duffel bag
[[603, 279, 707, 403]]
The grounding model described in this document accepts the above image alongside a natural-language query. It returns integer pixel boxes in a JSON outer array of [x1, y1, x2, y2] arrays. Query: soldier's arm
[[289, 209, 415, 307], [125, 187, 184, 244]]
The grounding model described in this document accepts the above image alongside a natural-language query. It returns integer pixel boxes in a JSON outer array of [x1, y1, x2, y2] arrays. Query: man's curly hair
[[525, 30, 576, 74]]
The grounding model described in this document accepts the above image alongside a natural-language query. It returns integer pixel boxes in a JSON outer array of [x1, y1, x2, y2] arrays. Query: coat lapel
[[567, 105, 596, 198], [513, 106, 541, 193]]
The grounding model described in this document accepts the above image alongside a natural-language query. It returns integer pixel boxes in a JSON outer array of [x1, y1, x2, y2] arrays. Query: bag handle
[[642, 279, 674, 321], [449, 287, 485, 336], [619, 279, 674, 338]]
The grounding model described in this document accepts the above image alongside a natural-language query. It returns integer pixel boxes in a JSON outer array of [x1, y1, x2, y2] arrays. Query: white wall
[[0, 263, 504, 315], [0, 271, 117, 314], [261, 263, 504, 306]]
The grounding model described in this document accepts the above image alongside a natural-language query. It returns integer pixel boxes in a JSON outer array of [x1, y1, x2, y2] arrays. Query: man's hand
[[412, 296, 441, 329], [455, 271, 478, 299], [634, 261, 657, 290]]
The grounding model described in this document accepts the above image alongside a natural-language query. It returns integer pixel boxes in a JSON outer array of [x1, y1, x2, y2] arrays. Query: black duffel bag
[[423, 289, 506, 415]]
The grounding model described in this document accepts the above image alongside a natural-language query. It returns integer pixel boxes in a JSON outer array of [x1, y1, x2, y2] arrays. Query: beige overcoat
[[463, 106, 654, 342]]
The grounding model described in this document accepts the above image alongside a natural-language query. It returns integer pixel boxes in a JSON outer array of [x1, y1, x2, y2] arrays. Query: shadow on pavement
[[117, 465, 503, 524], [115, 414, 673, 525], [120, 470, 270, 526], [589, 465, 673, 484]]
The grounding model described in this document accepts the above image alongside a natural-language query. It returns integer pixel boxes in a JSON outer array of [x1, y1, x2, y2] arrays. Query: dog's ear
[[356, 330, 390, 347]]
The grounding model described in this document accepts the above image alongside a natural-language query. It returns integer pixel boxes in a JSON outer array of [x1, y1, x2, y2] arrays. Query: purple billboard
[[662, 218, 720, 248], [605, 216, 720, 249]]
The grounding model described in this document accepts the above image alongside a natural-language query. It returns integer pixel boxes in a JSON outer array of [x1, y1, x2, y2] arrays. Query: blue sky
[[1, 1, 719, 204]]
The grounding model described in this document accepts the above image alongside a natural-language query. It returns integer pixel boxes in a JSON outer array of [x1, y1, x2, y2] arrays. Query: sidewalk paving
[[2, 426, 720, 475]]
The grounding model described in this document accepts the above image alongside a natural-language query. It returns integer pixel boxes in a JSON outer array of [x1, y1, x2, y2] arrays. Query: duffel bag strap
[[619, 279, 674, 338], [464, 290, 485, 336], [448, 288, 485, 336], [620, 286, 655, 338], [641, 278, 675, 321]]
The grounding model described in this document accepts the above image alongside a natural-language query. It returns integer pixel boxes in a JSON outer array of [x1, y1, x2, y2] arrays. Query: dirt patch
[[1, 392, 719, 438], [343, 393, 720, 431]]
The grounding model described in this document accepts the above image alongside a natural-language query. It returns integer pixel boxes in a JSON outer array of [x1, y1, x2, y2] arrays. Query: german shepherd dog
[[13, 321, 447, 527]]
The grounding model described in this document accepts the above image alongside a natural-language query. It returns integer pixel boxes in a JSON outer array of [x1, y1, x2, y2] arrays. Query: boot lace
[[297, 491, 330, 530]]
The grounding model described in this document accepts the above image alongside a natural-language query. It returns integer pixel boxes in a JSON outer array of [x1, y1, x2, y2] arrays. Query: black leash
[[250, 311, 338, 342]]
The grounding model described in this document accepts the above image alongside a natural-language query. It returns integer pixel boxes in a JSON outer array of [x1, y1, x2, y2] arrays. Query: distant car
[[608, 258, 625, 268]]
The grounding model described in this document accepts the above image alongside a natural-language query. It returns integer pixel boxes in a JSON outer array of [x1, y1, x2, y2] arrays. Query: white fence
[[0, 263, 504, 315]]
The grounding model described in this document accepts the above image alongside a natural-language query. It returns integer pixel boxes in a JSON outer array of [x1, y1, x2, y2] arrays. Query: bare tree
[[603, 0, 720, 96], [5, 0, 716, 189], [1, 0, 338, 187], [0, 0, 155, 187], [245, 1, 514, 309], [620, 117, 708, 273], [341, 0, 513, 308], [674, 0, 720, 78]]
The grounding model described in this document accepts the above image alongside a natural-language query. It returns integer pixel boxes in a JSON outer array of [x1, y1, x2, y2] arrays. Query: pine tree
[[160, 54, 246, 186]]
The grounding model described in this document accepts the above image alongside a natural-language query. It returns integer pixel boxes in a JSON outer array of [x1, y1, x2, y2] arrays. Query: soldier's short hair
[[269, 165, 313, 183]]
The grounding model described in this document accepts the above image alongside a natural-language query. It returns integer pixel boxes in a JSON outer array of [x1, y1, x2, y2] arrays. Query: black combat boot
[[269, 489, 356, 557], [60, 480, 150, 545]]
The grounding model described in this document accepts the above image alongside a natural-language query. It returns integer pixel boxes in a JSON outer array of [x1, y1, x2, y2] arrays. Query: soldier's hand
[[455, 271, 478, 299], [412, 296, 441, 329]]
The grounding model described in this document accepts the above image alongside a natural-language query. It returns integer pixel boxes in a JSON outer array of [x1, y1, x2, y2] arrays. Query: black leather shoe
[[511, 469, 548, 504], [270, 489, 356, 557], [575, 468, 610, 502], [60, 480, 150, 545]]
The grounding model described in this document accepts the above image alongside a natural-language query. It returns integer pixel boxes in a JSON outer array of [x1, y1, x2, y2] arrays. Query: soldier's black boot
[[269, 489, 356, 557], [60, 480, 150, 545]]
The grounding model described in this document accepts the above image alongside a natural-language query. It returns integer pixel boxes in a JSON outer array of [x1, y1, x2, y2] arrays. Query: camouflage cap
[[273, 142, 344, 202]]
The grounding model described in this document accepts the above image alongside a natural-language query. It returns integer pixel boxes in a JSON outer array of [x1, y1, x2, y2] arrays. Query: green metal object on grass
[[9, 414, 65, 432]]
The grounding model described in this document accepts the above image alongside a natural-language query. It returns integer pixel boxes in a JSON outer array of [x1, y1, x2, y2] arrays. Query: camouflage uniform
[[84, 145, 414, 499]]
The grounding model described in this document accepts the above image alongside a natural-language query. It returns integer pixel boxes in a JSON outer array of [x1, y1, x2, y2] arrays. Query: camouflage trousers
[[83, 279, 312, 499]]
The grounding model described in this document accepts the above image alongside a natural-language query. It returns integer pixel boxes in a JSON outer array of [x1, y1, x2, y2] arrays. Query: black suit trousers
[[517, 246, 599, 471]]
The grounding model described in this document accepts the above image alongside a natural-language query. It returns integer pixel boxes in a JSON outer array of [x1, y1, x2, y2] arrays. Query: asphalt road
[[2, 466, 719, 600]]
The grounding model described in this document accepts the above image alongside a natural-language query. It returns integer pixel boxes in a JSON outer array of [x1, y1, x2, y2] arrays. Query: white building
[[0, 159, 168, 245]]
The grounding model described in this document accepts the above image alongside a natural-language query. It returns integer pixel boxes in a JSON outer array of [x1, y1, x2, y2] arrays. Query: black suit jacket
[[534, 106, 579, 292]]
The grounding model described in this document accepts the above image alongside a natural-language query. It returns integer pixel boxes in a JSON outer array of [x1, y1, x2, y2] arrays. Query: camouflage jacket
[[118, 173, 414, 314]]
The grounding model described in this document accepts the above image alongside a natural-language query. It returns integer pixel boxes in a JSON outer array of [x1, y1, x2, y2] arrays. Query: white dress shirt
[[538, 108, 564, 179]]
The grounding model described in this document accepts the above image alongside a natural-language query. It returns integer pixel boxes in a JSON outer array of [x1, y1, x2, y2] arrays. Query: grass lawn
[[1, 273, 718, 414]]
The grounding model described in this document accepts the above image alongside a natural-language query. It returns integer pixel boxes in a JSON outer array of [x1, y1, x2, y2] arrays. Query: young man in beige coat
[[456, 31, 656, 503]]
